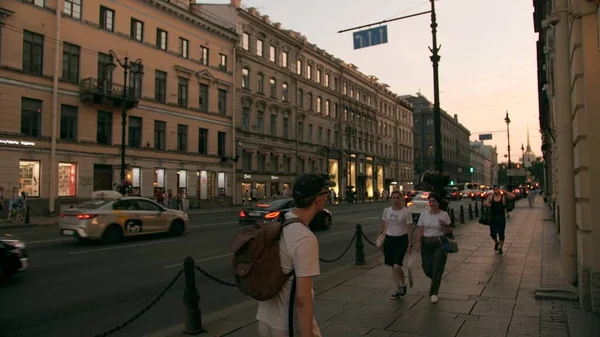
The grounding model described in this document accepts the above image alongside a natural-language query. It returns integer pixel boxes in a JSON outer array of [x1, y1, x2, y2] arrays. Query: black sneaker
[[390, 290, 400, 300], [398, 285, 407, 296], [494, 242, 499, 251], [498, 248, 503, 255]]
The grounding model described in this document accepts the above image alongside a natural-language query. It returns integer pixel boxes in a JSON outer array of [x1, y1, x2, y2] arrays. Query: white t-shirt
[[256, 211, 322, 335], [382, 207, 413, 237], [417, 210, 451, 237]]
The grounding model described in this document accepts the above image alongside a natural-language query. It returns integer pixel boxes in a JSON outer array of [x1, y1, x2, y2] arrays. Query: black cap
[[292, 173, 336, 201]]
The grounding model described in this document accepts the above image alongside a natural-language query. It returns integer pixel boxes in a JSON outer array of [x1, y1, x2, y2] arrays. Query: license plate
[[62, 229, 75, 236], [249, 212, 261, 217]]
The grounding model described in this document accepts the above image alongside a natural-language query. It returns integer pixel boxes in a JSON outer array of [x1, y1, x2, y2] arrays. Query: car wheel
[[323, 214, 332, 230], [169, 220, 185, 236], [102, 224, 123, 244]]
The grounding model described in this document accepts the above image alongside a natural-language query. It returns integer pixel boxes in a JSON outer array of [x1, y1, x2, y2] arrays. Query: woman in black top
[[484, 185, 515, 255]]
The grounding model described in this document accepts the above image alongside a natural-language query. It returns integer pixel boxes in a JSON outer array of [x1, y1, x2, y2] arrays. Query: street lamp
[[504, 111, 512, 189], [106, 50, 143, 183]]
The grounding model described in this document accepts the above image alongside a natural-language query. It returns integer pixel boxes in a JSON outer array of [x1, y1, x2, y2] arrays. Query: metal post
[[355, 224, 365, 265], [183, 256, 203, 335], [120, 57, 129, 182], [474, 202, 479, 217], [460, 205, 465, 224], [450, 208, 456, 227], [505, 112, 512, 189], [430, 0, 443, 172], [468, 204, 473, 220]]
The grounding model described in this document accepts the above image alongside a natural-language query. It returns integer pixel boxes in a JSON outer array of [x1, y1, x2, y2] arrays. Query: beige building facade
[[534, 0, 600, 312], [0, 0, 238, 213], [202, 1, 414, 203], [469, 141, 498, 187]]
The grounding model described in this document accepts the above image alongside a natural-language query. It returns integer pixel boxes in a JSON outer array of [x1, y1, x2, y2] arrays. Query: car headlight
[[1, 239, 26, 249]]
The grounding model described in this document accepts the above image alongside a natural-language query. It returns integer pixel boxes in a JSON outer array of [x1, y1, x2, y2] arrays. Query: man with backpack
[[483, 185, 515, 255]]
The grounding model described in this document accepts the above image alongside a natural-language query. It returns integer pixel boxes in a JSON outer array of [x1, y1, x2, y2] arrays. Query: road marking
[[162, 252, 233, 269], [350, 216, 380, 222], [28, 238, 73, 245], [188, 221, 237, 228], [69, 239, 177, 255]]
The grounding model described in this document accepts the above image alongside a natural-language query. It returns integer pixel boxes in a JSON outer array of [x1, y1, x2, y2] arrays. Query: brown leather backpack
[[230, 217, 302, 301]]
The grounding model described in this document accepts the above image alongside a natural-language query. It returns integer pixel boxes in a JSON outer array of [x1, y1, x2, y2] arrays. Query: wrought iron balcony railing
[[80, 77, 139, 109]]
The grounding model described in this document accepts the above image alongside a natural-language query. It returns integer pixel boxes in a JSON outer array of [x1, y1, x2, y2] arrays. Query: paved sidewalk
[[149, 197, 600, 337], [0, 215, 58, 229]]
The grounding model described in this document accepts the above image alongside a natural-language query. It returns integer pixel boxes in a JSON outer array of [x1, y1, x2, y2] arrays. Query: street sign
[[353, 25, 388, 50], [479, 134, 493, 140], [507, 169, 526, 176]]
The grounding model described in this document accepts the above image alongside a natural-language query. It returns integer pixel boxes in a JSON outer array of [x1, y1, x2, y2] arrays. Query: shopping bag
[[479, 206, 491, 226], [407, 254, 419, 288]]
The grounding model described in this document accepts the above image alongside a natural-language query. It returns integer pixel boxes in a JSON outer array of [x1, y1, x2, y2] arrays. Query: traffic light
[[469, 167, 474, 173]]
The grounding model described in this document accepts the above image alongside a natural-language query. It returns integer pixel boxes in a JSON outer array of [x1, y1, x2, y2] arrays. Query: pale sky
[[211, 0, 541, 162]]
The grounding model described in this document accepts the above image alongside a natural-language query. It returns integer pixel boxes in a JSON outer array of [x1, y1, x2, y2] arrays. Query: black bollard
[[450, 208, 456, 227], [24, 206, 30, 224], [460, 205, 465, 224], [355, 224, 365, 265], [183, 256, 203, 335], [468, 204, 474, 220], [475, 202, 479, 217]]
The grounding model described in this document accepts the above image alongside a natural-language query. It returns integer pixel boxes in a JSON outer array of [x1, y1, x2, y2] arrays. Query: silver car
[[59, 191, 189, 244]]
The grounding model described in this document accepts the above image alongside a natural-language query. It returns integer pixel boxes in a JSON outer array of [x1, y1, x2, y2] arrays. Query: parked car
[[59, 190, 189, 244], [239, 198, 332, 231], [0, 233, 28, 281], [406, 192, 430, 223]]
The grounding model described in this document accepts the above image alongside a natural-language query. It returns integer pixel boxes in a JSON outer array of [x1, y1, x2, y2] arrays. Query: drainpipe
[[231, 45, 237, 206], [553, 0, 577, 286], [49, 0, 62, 215]]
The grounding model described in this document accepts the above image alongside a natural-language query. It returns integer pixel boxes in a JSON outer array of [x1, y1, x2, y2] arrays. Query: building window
[[130, 19, 144, 42], [333, 103, 338, 118], [19, 160, 40, 197], [308, 124, 313, 143], [97, 111, 112, 145], [318, 127, 323, 145], [21, 98, 42, 138], [99, 6, 114, 32], [270, 155, 278, 173], [128, 116, 142, 148], [98, 53, 113, 92], [154, 168, 166, 192], [217, 172, 226, 195], [308, 93, 313, 110], [269, 78, 276, 98], [256, 39, 263, 57], [325, 74, 330, 87], [298, 89, 304, 107], [270, 114, 277, 137], [28, 0, 45, 7], [257, 73, 264, 94], [296, 60, 303, 75], [176, 170, 187, 195], [257, 155, 266, 172], [177, 77, 188, 108], [282, 83, 289, 101], [58, 162, 77, 197], [199, 83, 209, 112], [242, 107, 250, 131], [242, 67, 250, 88], [307, 65, 312, 80], [218, 89, 227, 116], [257, 111, 264, 133], [316, 97, 322, 113], [64, 0, 82, 19], [281, 51, 288, 68], [129, 64, 143, 99], [242, 32, 249, 50], [242, 152, 251, 171], [200, 46, 209, 66], [198, 128, 208, 155], [316, 69, 321, 84], [219, 53, 227, 71], [327, 129, 331, 147], [177, 124, 188, 152], [23, 30, 44, 75], [154, 120, 166, 150], [155, 70, 167, 103], [269, 45, 276, 62], [60, 104, 78, 140], [217, 131, 226, 157], [334, 77, 338, 90], [298, 122, 304, 142], [284, 156, 290, 173], [283, 117, 289, 138], [179, 38, 189, 58], [62, 42, 80, 83], [156, 29, 168, 50], [343, 83, 347, 95], [325, 100, 331, 116]]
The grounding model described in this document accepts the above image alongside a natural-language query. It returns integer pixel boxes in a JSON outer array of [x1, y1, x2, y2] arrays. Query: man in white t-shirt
[[377, 190, 413, 299], [256, 173, 334, 337]]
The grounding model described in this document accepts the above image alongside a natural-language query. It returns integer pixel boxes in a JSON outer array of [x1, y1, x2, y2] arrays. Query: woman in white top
[[416, 192, 452, 303], [377, 190, 413, 299]]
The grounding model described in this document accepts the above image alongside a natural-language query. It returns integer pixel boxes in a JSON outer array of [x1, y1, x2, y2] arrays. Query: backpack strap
[[288, 274, 296, 337]]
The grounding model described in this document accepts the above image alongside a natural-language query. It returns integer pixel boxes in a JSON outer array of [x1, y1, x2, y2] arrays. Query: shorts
[[383, 234, 409, 266]]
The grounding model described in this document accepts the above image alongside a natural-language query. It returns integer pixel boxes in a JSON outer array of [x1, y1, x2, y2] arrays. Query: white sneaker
[[430, 295, 439, 303]]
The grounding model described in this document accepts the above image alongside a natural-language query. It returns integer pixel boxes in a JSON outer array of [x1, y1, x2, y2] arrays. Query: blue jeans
[[490, 215, 506, 241]]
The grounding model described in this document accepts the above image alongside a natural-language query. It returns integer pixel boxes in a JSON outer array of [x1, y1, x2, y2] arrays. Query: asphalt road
[[0, 199, 478, 337]]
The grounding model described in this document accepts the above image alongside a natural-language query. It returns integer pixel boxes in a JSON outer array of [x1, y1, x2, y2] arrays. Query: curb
[[0, 222, 58, 230], [145, 252, 382, 337]]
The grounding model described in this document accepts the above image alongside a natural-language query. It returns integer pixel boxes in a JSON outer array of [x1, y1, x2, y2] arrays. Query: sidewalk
[[0, 215, 58, 229], [149, 198, 600, 337]]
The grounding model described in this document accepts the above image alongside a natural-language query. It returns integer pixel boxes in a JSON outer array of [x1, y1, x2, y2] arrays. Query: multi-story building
[[533, 0, 600, 312], [202, 1, 414, 203], [0, 0, 238, 213], [469, 141, 498, 186], [405, 93, 470, 186]]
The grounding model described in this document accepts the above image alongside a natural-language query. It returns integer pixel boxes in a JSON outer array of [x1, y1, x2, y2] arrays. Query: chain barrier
[[95, 269, 184, 337], [319, 234, 356, 263], [361, 232, 376, 246], [194, 266, 237, 287]]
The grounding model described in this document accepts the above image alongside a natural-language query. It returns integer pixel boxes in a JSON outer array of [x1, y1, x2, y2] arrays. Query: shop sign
[[0, 139, 35, 146], [391, 182, 398, 185], [271, 175, 279, 180], [243, 174, 252, 179]]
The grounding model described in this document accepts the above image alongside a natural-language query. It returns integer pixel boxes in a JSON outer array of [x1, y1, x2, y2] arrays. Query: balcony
[[80, 77, 139, 110]]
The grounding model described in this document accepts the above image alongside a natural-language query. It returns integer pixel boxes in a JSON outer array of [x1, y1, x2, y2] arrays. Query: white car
[[406, 192, 430, 222]]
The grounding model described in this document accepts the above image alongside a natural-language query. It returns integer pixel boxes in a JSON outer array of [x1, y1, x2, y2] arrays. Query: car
[[406, 192, 430, 223], [239, 198, 332, 231], [444, 187, 460, 201], [481, 189, 494, 200], [0, 234, 28, 281], [59, 190, 189, 244]]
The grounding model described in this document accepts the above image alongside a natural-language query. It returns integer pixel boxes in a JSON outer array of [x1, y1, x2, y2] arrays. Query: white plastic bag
[[407, 254, 420, 288]]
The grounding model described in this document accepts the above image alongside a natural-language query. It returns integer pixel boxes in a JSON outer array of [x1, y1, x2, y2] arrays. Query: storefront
[[366, 163, 374, 198], [197, 170, 227, 199], [238, 173, 294, 203], [376, 166, 384, 194], [327, 159, 339, 195]]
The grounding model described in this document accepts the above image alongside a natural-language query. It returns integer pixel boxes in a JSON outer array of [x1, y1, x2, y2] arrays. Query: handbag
[[439, 236, 459, 254], [479, 206, 491, 225]]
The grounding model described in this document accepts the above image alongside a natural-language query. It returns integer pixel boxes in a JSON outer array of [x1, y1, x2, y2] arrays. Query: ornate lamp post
[[504, 111, 512, 189]]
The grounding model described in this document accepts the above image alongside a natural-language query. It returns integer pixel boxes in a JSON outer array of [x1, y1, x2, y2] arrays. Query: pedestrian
[[527, 188, 536, 207], [7, 187, 20, 222], [243, 190, 249, 208], [484, 185, 516, 255], [416, 192, 452, 303], [377, 190, 413, 299], [0, 186, 4, 215], [256, 173, 334, 337]]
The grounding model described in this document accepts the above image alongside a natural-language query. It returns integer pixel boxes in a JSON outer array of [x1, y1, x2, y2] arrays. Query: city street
[[0, 199, 476, 337]]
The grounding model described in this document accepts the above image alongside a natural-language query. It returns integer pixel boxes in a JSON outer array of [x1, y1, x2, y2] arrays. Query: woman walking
[[377, 190, 413, 299], [484, 185, 515, 255], [416, 193, 452, 303]]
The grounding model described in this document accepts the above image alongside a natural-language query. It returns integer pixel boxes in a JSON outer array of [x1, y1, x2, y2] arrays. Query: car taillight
[[407, 202, 414, 207], [59, 213, 65, 218], [264, 211, 280, 219], [77, 214, 97, 220], [239, 210, 246, 217]]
